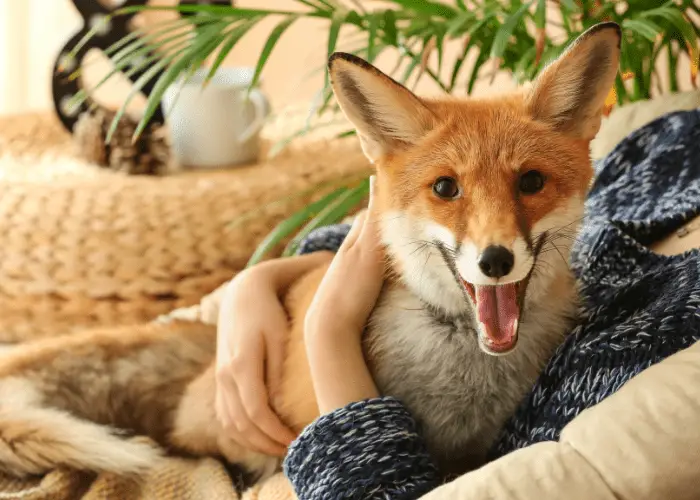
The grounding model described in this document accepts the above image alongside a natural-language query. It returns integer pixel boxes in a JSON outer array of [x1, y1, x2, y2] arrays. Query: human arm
[[302, 208, 383, 413], [283, 177, 441, 499], [215, 208, 354, 454], [215, 250, 334, 456]]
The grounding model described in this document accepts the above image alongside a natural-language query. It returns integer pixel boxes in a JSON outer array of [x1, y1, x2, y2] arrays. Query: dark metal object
[[52, 0, 230, 133]]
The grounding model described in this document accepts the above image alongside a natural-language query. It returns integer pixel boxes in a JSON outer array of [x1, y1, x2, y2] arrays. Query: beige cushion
[[420, 340, 700, 500], [592, 90, 700, 160]]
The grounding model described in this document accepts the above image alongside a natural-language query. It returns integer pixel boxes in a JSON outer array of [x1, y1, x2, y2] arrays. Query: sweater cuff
[[296, 224, 351, 255], [283, 397, 439, 500]]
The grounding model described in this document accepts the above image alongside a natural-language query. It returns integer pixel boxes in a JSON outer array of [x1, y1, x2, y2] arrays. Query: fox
[[0, 22, 620, 482]]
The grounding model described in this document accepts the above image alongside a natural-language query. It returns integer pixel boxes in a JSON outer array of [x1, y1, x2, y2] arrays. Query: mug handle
[[237, 89, 271, 144]]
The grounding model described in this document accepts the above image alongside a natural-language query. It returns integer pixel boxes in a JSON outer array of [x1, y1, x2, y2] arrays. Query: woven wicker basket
[[0, 112, 369, 341]]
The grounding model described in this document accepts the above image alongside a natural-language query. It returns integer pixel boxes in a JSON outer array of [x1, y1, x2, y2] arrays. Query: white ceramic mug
[[162, 67, 270, 168]]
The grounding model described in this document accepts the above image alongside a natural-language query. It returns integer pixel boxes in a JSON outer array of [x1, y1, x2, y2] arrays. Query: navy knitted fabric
[[283, 398, 439, 500], [283, 109, 700, 499], [296, 224, 351, 255], [491, 109, 700, 456]]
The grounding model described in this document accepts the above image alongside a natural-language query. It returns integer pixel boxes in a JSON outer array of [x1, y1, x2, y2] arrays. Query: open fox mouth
[[460, 279, 525, 356]]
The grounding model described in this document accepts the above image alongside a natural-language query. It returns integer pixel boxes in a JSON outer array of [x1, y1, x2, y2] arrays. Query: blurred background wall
[[0, 0, 695, 117]]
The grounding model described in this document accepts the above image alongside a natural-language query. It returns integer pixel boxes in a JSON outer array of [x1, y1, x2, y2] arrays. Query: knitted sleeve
[[296, 224, 351, 255], [283, 397, 440, 500]]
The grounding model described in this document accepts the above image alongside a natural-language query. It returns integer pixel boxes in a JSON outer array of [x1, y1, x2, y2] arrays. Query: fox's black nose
[[478, 245, 514, 278]]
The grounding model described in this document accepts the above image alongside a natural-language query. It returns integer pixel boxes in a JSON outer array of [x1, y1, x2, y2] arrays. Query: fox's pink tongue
[[475, 284, 519, 346]]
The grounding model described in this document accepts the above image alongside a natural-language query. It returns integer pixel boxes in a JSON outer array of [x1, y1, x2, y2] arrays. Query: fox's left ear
[[328, 53, 436, 163], [527, 22, 621, 140]]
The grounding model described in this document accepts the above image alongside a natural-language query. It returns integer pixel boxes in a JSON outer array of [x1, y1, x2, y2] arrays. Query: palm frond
[[67, 0, 699, 260]]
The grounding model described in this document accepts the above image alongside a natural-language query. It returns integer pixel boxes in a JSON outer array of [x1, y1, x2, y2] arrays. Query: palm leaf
[[367, 11, 380, 61], [250, 15, 300, 93], [204, 17, 261, 85], [325, 8, 348, 86], [513, 45, 537, 83], [446, 11, 474, 37], [623, 18, 662, 42], [246, 187, 350, 266], [490, 2, 531, 63], [642, 6, 698, 66], [558, 0, 579, 12], [130, 22, 229, 140], [467, 51, 488, 94], [103, 17, 191, 58], [67, 16, 192, 88], [448, 14, 494, 92], [67, 37, 186, 111], [116, 4, 314, 19], [401, 38, 426, 84], [67, 0, 700, 265], [534, 0, 546, 30], [107, 25, 190, 68], [336, 129, 356, 138], [115, 27, 227, 143], [382, 9, 398, 46], [64, 15, 124, 64], [281, 179, 369, 257], [75, 0, 695, 146], [230, 170, 371, 227], [105, 57, 176, 142], [448, 40, 469, 92], [383, 0, 457, 19], [435, 30, 445, 76], [327, 8, 347, 57]]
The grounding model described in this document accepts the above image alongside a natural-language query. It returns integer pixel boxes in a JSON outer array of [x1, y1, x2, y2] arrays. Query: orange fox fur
[[0, 23, 621, 480]]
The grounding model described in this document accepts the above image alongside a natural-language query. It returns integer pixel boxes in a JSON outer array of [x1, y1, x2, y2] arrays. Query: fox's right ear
[[328, 53, 436, 163]]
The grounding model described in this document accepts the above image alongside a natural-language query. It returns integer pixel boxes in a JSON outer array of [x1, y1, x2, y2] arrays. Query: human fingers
[[234, 329, 296, 447], [220, 367, 288, 456]]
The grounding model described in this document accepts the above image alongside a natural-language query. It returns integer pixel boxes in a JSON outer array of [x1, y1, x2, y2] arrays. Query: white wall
[[0, 0, 81, 114]]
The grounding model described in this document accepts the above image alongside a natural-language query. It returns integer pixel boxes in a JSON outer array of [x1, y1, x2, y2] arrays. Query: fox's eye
[[432, 176, 460, 200], [519, 170, 545, 194]]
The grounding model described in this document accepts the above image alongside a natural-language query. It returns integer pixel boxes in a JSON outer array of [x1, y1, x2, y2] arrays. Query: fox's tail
[[0, 406, 162, 477]]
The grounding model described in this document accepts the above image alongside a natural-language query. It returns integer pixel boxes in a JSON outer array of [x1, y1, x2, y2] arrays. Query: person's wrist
[[305, 331, 364, 381], [305, 321, 363, 354], [305, 331, 377, 414]]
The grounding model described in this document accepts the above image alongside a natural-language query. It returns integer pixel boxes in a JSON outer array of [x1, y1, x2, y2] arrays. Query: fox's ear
[[527, 22, 621, 140], [328, 53, 436, 162]]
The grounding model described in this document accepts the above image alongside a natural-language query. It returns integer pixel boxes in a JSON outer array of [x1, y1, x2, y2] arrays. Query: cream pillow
[[592, 89, 700, 160]]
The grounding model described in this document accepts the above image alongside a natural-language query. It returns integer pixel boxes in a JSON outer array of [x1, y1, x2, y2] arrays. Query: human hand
[[304, 176, 384, 413], [304, 176, 385, 342], [215, 264, 297, 457]]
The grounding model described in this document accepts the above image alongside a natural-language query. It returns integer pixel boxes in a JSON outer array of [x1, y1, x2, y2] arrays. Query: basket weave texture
[[0, 112, 368, 342]]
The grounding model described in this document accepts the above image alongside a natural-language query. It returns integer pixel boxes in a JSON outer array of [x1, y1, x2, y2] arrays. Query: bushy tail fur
[[0, 407, 162, 477]]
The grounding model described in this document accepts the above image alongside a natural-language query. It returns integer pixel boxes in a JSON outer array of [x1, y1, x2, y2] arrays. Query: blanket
[[0, 443, 295, 499], [0, 283, 298, 500]]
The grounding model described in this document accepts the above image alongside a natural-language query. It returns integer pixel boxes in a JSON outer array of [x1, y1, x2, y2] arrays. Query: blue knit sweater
[[283, 109, 700, 499]]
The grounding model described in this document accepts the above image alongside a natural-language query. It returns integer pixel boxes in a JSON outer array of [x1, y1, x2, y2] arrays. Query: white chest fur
[[364, 281, 575, 471]]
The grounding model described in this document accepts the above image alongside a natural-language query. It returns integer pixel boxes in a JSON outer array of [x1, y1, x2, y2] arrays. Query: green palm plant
[[67, 0, 699, 265]]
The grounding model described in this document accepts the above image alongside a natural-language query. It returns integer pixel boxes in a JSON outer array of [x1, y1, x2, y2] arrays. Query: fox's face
[[329, 23, 620, 356]]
